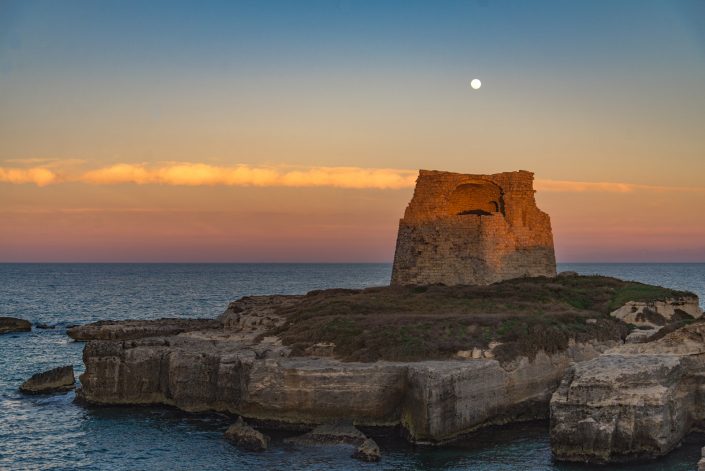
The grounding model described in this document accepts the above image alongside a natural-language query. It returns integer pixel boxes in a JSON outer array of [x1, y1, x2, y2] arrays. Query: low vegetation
[[264, 275, 693, 364]]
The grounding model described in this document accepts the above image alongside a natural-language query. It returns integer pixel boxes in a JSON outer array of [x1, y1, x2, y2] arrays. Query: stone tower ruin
[[391, 170, 556, 286]]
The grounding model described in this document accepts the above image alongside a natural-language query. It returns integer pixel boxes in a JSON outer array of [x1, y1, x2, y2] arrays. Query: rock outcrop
[[0, 317, 31, 334], [285, 422, 368, 446], [285, 422, 381, 462], [353, 438, 381, 462], [20, 365, 75, 394], [76, 306, 616, 444], [391, 170, 556, 286], [68, 318, 221, 341], [550, 321, 705, 463], [610, 295, 702, 328], [224, 417, 269, 451]]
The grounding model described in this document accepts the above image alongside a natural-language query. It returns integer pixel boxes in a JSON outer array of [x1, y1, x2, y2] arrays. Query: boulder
[[20, 365, 75, 394], [35, 323, 56, 330], [224, 417, 269, 451], [0, 317, 31, 334], [353, 438, 381, 462]]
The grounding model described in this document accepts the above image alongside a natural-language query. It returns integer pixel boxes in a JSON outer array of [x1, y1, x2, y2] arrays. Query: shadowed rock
[[224, 417, 269, 451], [285, 422, 382, 462], [0, 317, 31, 334], [285, 422, 368, 447], [353, 438, 381, 462], [20, 365, 75, 394]]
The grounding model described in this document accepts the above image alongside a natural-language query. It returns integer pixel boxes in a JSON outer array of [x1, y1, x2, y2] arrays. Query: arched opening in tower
[[448, 181, 504, 216]]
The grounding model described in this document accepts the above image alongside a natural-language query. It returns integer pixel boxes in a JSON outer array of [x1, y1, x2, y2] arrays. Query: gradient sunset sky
[[1, 0, 704, 262]]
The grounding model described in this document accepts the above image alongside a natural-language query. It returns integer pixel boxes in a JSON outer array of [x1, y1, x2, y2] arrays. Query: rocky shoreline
[[57, 275, 705, 464]]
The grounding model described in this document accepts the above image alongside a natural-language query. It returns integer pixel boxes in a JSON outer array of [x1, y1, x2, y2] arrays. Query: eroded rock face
[[391, 170, 556, 286], [0, 317, 31, 334], [550, 322, 705, 463], [20, 365, 75, 394], [610, 296, 702, 328], [76, 317, 615, 443]]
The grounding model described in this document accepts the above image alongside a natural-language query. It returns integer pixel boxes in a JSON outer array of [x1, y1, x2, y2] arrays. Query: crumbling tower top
[[391, 170, 556, 286]]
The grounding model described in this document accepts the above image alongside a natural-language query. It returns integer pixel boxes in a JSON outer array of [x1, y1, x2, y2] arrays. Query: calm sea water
[[1, 263, 704, 471]]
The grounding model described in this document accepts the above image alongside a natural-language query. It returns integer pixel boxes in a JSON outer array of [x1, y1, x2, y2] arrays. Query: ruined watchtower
[[391, 170, 556, 286]]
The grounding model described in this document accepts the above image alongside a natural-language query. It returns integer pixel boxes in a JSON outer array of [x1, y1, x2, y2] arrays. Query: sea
[[1, 263, 704, 471]]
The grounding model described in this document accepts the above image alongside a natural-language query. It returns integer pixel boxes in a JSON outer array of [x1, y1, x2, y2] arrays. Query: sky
[[1, 0, 704, 262]]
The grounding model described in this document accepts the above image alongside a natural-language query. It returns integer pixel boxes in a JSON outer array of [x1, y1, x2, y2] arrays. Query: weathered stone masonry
[[391, 170, 556, 286]]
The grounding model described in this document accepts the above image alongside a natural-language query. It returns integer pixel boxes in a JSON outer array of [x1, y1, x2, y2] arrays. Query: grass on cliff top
[[264, 275, 693, 364]]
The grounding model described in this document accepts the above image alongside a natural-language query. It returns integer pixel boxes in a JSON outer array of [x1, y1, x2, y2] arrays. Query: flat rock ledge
[[285, 422, 380, 462], [224, 417, 269, 451], [0, 317, 31, 334], [20, 365, 75, 394], [68, 318, 221, 341], [550, 321, 705, 464]]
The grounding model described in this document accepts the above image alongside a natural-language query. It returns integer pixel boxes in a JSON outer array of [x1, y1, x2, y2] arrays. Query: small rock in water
[[557, 271, 579, 277], [224, 417, 269, 452], [285, 421, 368, 446], [0, 317, 32, 334], [352, 437, 381, 462], [35, 323, 56, 330], [20, 365, 75, 394]]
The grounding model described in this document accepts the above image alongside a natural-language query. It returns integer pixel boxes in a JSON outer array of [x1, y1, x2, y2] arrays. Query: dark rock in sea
[[286, 422, 381, 462], [35, 323, 56, 330], [285, 422, 368, 447], [224, 417, 269, 451], [0, 317, 32, 335], [352, 438, 381, 462], [20, 365, 75, 394], [67, 318, 221, 341]]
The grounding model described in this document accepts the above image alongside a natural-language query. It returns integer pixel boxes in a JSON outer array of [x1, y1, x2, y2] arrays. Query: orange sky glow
[[1, 1, 704, 262]]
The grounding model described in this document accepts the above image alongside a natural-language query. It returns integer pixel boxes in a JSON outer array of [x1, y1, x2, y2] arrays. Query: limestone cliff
[[550, 321, 705, 463], [75, 290, 623, 444], [391, 170, 556, 286]]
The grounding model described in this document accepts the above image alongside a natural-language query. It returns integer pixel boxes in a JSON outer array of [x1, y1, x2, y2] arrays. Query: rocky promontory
[[72, 275, 702, 454]]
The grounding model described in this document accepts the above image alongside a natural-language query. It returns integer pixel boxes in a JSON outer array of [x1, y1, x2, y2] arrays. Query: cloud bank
[[2, 162, 704, 194], [0, 167, 58, 186], [79, 163, 418, 189]]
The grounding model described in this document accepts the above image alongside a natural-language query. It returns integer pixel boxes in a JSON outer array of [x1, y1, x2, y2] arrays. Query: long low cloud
[[79, 163, 418, 189], [0, 167, 58, 186], [2, 163, 704, 193]]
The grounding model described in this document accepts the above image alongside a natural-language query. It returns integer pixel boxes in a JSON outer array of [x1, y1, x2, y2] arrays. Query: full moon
[[470, 79, 481, 90]]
